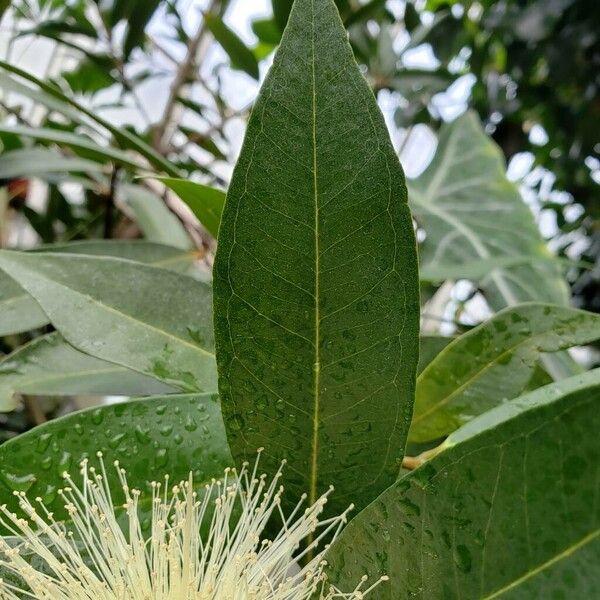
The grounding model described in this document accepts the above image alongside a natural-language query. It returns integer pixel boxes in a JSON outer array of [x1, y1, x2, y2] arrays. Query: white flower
[[0, 450, 386, 599]]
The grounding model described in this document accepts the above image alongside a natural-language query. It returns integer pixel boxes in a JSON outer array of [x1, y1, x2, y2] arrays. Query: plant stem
[[153, 0, 218, 153]]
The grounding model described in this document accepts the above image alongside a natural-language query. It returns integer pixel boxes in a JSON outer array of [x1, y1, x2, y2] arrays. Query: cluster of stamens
[[0, 451, 387, 599]]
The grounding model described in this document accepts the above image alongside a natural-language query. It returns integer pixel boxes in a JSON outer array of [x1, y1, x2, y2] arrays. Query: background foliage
[[0, 0, 599, 596]]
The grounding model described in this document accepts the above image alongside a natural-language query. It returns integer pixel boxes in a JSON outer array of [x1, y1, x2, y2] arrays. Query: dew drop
[[160, 425, 174, 437], [155, 449, 168, 468], [184, 416, 198, 432], [0, 471, 36, 493], [36, 433, 53, 453]]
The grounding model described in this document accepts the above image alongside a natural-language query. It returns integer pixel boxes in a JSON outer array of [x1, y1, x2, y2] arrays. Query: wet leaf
[[328, 369, 600, 598], [410, 303, 600, 442], [0, 393, 230, 529], [0, 251, 216, 392], [0, 241, 199, 336], [213, 0, 420, 513], [0, 333, 174, 411]]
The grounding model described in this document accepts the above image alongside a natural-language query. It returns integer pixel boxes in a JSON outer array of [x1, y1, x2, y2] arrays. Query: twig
[[402, 445, 444, 470], [153, 0, 219, 153], [23, 397, 47, 426]]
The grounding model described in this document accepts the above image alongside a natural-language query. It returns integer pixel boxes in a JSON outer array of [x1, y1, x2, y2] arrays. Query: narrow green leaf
[[178, 126, 227, 160], [0, 393, 231, 529], [123, 0, 162, 58], [252, 18, 282, 45], [328, 369, 600, 598], [0, 252, 217, 392], [213, 0, 420, 513], [0, 71, 90, 127], [120, 184, 192, 249], [0, 333, 174, 411], [204, 14, 260, 80], [151, 177, 226, 238], [0, 0, 9, 20], [0, 148, 102, 179], [410, 303, 600, 442], [0, 61, 181, 176], [0, 125, 145, 170], [0, 241, 200, 336]]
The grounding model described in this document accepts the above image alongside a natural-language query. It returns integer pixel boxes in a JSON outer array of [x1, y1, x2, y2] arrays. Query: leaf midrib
[[22, 274, 215, 359], [413, 325, 541, 425], [309, 0, 321, 507], [482, 528, 600, 599]]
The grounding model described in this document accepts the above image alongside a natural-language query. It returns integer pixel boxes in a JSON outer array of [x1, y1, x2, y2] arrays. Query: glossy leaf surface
[[0, 241, 199, 336], [328, 369, 600, 598], [410, 303, 600, 442], [0, 252, 217, 392], [0, 333, 174, 411], [0, 394, 231, 528], [213, 0, 420, 513]]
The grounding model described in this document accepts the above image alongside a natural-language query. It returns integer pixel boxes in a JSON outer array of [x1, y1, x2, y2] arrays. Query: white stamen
[[0, 453, 388, 599]]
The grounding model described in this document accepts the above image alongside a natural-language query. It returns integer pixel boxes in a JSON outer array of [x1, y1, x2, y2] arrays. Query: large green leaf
[[0, 393, 231, 528], [410, 112, 568, 308], [0, 252, 216, 392], [0, 241, 199, 336], [327, 368, 600, 598], [151, 177, 226, 238], [410, 303, 600, 442], [0, 125, 146, 170], [0, 333, 174, 411], [213, 0, 420, 513], [0, 277, 48, 337]]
